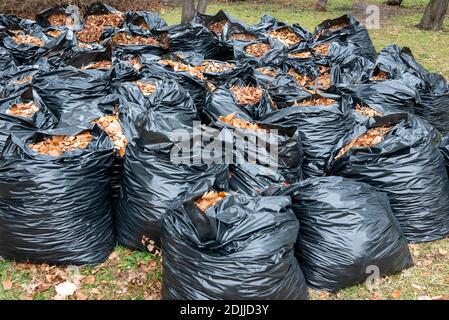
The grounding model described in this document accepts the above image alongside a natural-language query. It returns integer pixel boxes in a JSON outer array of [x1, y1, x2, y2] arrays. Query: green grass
[[1, 0, 449, 300]]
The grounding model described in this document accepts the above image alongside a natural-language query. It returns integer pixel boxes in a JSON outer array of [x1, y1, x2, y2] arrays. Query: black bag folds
[[266, 176, 413, 292], [261, 93, 354, 177], [313, 15, 377, 62], [161, 190, 309, 300], [0, 127, 115, 265], [327, 114, 449, 243], [115, 78, 228, 250]]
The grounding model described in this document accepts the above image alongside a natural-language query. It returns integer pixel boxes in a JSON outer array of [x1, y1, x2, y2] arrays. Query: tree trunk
[[385, 0, 403, 5], [314, 0, 328, 11], [181, 0, 196, 24], [417, 0, 449, 30], [196, 0, 208, 14]]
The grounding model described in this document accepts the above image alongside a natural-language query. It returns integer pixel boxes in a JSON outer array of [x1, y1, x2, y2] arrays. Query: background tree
[[417, 0, 448, 30], [385, 0, 403, 5], [314, 0, 328, 11], [181, 0, 208, 23]]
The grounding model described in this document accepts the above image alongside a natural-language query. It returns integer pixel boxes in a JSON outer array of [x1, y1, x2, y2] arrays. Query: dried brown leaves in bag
[[294, 97, 337, 107], [208, 20, 228, 36], [6, 101, 39, 118], [46, 30, 62, 38], [12, 35, 45, 47], [313, 43, 330, 56], [288, 68, 312, 88], [48, 13, 74, 26], [93, 115, 128, 157], [199, 61, 235, 74], [135, 81, 157, 96], [230, 86, 263, 105], [112, 32, 161, 46], [128, 56, 142, 71], [230, 33, 256, 42], [159, 60, 205, 80], [29, 132, 93, 156], [370, 70, 390, 81], [218, 113, 265, 132], [77, 42, 93, 49], [288, 51, 312, 59], [76, 13, 124, 43], [13, 76, 32, 85], [268, 27, 301, 47], [81, 60, 112, 70], [335, 126, 392, 160], [245, 42, 271, 58], [256, 67, 279, 78], [355, 104, 383, 117], [315, 71, 332, 90], [194, 191, 229, 212]]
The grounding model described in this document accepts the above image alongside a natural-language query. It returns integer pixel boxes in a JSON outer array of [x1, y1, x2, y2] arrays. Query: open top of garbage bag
[[260, 93, 354, 177], [35, 4, 82, 30], [162, 189, 308, 300], [0, 87, 57, 129], [124, 11, 167, 35], [327, 113, 449, 243], [0, 126, 115, 265], [203, 77, 276, 122], [313, 14, 376, 62]]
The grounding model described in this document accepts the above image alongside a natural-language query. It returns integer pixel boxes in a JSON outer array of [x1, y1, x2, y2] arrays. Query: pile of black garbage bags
[[1, 2, 449, 299]]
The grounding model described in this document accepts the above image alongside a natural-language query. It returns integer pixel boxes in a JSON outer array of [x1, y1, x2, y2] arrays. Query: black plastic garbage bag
[[124, 11, 167, 34], [0, 46, 16, 72], [313, 15, 376, 62], [0, 87, 57, 128], [261, 93, 355, 178], [167, 21, 220, 59], [35, 4, 82, 30], [116, 146, 228, 251], [349, 96, 404, 124], [83, 1, 122, 18], [161, 191, 309, 300], [107, 28, 168, 56], [0, 64, 44, 98], [327, 114, 449, 243], [0, 14, 21, 30], [33, 66, 111, 119], [337, 79, 419, 115], [331, 53, 374, 86], [0, 88, 57, 150], [0, 126, 115, 265], [203, 78, 276, 123], [256, 15, 311, 51], [439, 134, 449, 176], [234, 38, 287, 67], [265, 176, 413, 292], [258, 74, 310, 106], [210, 121, 303, 194], [115, 78, 227, 250], [1, 29, 51, 64], [374, 45, 428, 85], [195, 8, 248, 59], [142, 58, 209, 113], [416, 73, 449, 135]]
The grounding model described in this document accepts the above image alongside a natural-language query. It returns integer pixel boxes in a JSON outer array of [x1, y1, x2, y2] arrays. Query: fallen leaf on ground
[[2, 279, 12, 291], [391, 290, 401, 299], [85, 275, 95, 285], [438, 248, 447, 255]]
